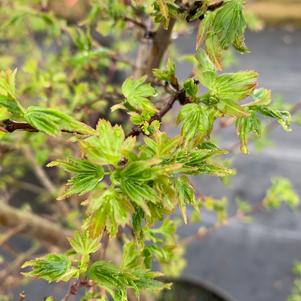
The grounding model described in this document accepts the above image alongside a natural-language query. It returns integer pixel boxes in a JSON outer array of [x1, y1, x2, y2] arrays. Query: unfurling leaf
[[177, 103, 211, 144], [248, 88, 272, 106], [236, 112, 261, 154]]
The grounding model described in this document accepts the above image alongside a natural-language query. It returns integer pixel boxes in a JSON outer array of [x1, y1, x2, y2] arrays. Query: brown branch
[[0, 201, 71, 250], [123, 16, 148, 31], [1, 119, 84, 135], [186, 0, 224, 22], [135, 18, 176, 79], [126, 88, 187, 138]]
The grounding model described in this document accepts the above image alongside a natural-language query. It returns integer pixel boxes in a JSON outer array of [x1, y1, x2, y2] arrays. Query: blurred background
[[0, 1, 301, 301]]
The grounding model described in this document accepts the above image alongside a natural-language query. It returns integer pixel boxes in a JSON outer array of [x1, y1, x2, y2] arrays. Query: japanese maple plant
[[0, 1, 299, 301]]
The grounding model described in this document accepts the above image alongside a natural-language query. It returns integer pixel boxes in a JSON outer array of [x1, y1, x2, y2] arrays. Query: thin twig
[[22, 146, 56, 195]]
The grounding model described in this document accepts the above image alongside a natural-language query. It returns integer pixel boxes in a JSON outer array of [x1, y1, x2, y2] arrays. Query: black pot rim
[[161, 276, 237, 301]]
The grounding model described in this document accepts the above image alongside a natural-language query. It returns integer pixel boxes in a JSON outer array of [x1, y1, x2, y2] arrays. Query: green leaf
[[22, 254, 73, 282], [122, 76, 157, 114], [143, 131, 181, 159], [69, 231, 100, 255], [175, 148, 235, 177], [174, 176, 196, 224], [212, 0, 247, 50], [177, 103, 211, 144], [255, 106, 291, 131], [212, 71, 258, 102], [48, 158, 104, 199], [114, 161, 163, 215], [80, 119, 136, 166], [183, 79, 198, 99], [121, 242, 144, 270], [153, 58, 176, 83], [216, 99, 249, 117], [89, 259, 169, 301], [195, 10, 215, 50], [236, 112, 261, 154], [24, 106, 95, 136], [195, 50, 217, 88], [85, 189, 133, 238], [0, 69, 25, 119], [196, 0, 248, 69]]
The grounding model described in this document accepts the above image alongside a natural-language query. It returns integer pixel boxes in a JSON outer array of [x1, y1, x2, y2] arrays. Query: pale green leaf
[[24, 106, 95, 136], [122, 77, 157, 114], [48, 158, 104, 199], [22, 254, 72, 282]]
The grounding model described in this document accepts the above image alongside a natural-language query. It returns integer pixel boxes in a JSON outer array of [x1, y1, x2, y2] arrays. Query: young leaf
[[24, 106, 95, 136], [183, 79, 198, 99], [153, 58, 176, 83], [0, 69, 25, 119], [68, 231, 100, 255], [212, 0, 247, 50], [255, 106, 291, 131], [114, 161, 163, 215], [236, 112, 261, 154], [48, 158, 104, 199], [212, 71, 258, 102], [22, 254, 73, 282], [122, 76, 157, 114], [80, 119, 136, 166], [174, 176, 196, 224], [195, 49, 217, 88], [143, 131, 181, 159], [177, 103, 210, 144], [89, 259, 169, 301], [85, 189, 133, 238]]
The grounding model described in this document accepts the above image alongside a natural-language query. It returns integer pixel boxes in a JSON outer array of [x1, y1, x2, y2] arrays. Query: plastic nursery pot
[[158, 277, 236, 301]]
